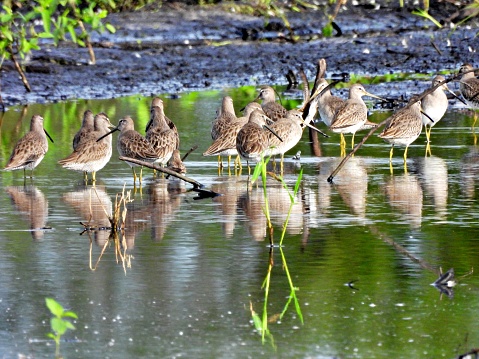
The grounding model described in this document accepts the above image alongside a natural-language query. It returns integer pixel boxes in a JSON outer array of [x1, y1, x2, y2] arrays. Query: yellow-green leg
[[132, 167, 138, 184], [351, 133, 356, 149], [389, 145, 394, 162], [403, 145, 410, 163]]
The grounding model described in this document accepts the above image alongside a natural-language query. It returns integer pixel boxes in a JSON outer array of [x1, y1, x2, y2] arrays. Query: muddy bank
[[1, 3, 477, 107]]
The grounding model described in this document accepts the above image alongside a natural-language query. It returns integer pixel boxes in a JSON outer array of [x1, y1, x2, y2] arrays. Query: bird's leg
[[403, 145, 409, 163], [389, 145, 394, 162]]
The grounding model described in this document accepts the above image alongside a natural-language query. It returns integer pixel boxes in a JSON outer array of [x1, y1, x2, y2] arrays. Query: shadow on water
[[1, 90, 479, 358]]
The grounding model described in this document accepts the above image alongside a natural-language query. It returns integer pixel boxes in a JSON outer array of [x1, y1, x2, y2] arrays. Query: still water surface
[[0, 87, 479, 358]]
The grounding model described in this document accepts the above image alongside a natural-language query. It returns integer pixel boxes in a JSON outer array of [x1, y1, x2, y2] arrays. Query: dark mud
[[1, 3, 478, 107]]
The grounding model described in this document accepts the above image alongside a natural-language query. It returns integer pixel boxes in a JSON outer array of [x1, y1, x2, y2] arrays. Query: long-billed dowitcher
[[209, 96, 238, 168], [236, 109, 282, 174], [148, 97, 180, 150], [73, 110, 95, 150], [4, 115, 53, 178], [458, 63, 479, 126], [58, 113, 113, 182], [378, 98, 423, 163], [146, 100, 177, 167], [421, 75, 454, 143], [255, 86, 288, 121], [97, 116, 158, 184], [330, 84, 383, 149], [311, 78, 344, 128], [203, 102, 260, 170], [265, 109, 327, 171]]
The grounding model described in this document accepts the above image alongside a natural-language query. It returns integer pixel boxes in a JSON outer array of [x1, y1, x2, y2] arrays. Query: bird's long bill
[[44, 129, 54, 143], [263, 125, 283, 142], [96, 127, 119, 142], [445, 87, 468, 106], [365, 91, 387, 102], [304, 122, 329, 138], [310, 80, 340, 100], [145, 119, 153, 132], [420, 110, 435, 124]]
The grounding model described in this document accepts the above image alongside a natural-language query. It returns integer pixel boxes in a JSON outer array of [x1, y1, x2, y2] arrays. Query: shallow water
[[0, 88, 479, 358]]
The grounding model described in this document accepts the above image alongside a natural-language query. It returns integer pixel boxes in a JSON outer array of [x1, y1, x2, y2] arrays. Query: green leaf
[[47, 333, 57, 340], [64, 321, 76, 330], [293, 169, 303, 197], [38, 32, 54, 38], [67, 24, 77, 43], [51, 317, 68, 336], [322, 23, 333, 37], [105, 23, 116, 34], [63, 311, 78, 319], [41, 11, 51, 33], [46, 298, 64, 318]]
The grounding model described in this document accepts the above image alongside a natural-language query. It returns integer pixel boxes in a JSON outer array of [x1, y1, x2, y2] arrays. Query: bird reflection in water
[[146, 178, 184, 242], [5, 185, 49, 240], [459, 147, 479, 199], [211, 176, 244, 238], [384, 171, 423, 229], [238, 183, 304, 241], [412, 155, 448, 220], [315, 157, 369, 220], [63, 185, 112, 246]]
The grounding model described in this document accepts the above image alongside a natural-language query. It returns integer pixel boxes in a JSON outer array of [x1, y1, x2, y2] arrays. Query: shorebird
[[147, 97, 179, 150], [73, 110, 95, 150], [311, 78, 344, 128], [203, 102, 260, 170], [208, 96, 238, 168], [146, 100, 177, 167], [4, 115, 53, 178], [330, 84, 383, 150], [458, 63, 479, 126], [167, 149, 186, 174], [378, 98, 423, 163], [255, 86, 288, 121], [236, 109, 282, 174], [265, 109, 328, 172], [97, 116, 158, 185], [58, 112, 113, 182], [421, 75, 455, 143]]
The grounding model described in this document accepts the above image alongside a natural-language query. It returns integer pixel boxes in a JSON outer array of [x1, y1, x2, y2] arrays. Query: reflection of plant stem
[[261, 248, 274, 343], [279, 247, 303, 323], [252, 155, 274, 245]]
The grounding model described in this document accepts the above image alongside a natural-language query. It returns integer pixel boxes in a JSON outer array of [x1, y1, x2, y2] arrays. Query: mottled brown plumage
[[378, 99, 423, 161], [313, 78, 345, 127], [58, 113, 113, 182], [236, 110, 276, 166], [458, 63, 479, 110], [146, 100, 177, 166], [167, 149, 186, 174], [148, 97, 180, 150], [73, 110, 95, 150], [211, 96, 237, 140], [98, 116, 158, 184], [203, 102, 259, 159], [255, 86, 288, 122], [4, 115, 50, 177], [330, 84, 382, 148]]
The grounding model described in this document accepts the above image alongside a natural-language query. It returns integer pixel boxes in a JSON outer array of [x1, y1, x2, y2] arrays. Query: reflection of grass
[[249, 156, 303, 344], [87, 185, 134, 273]]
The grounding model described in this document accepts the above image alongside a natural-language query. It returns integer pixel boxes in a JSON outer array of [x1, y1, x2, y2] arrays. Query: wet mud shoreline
[[0, 3, 477, 107]]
